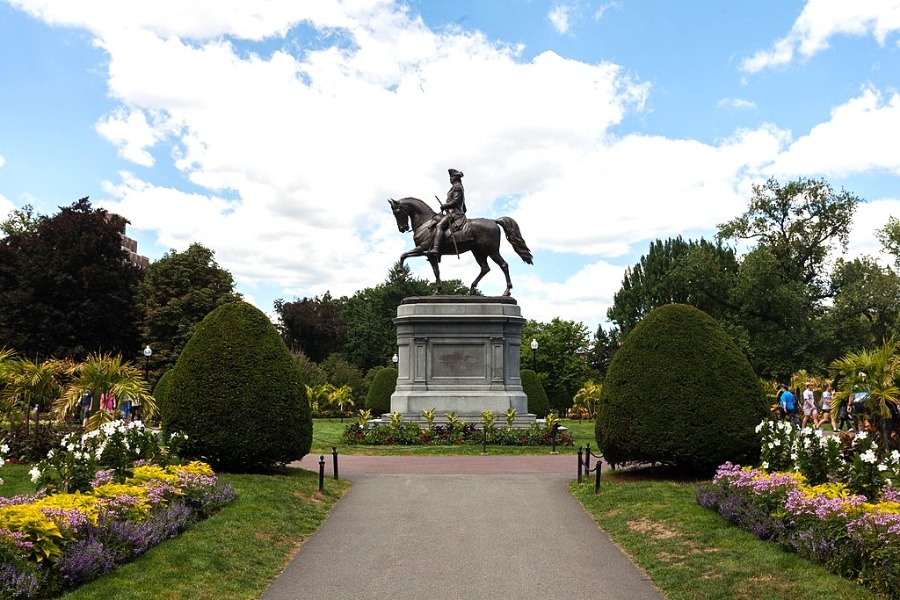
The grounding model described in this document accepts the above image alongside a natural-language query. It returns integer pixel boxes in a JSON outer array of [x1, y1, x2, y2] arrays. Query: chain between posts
[[577, 443, 603, 494]]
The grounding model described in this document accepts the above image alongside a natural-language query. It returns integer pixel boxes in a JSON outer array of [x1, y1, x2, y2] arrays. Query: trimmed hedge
[[365, 367, 397, 416], [163, 301, 312, 472], [596, 303, 766, 474], [152, 369, 174, 421], [521, 369, 550, 417]]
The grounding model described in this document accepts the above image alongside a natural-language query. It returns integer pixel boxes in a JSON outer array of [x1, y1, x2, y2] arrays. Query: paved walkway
[[261, 455, 662, 600]]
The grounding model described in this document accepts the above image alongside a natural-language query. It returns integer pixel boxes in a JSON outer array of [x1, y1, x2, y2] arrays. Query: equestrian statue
[[388, 168, 533, 296]]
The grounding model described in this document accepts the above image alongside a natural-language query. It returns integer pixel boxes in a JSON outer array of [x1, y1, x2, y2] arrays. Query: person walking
[[817, 383, 834, 429], [801, 382, 818, 429], [779, 383, 799, 428]]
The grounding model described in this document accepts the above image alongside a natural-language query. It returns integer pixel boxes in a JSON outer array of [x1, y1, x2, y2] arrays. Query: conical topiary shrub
[[365, 367, 397, 416], [596, 303, 766, 474], [521, 369, 550, 417], [163, 301, 311, 472]]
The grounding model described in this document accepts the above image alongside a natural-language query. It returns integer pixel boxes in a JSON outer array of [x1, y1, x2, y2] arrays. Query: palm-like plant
[[829, 338, 900, 448], [55, 353, 156, 430], [0, 355, 68, 431]]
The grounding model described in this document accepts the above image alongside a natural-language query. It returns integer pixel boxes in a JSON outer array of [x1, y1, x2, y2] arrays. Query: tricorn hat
[[448, 168, 464, 178]]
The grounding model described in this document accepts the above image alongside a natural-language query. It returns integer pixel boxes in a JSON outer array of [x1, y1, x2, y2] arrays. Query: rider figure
[[427, 168, 466, 257]]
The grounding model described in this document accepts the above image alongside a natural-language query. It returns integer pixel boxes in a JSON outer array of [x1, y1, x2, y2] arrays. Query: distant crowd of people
[[776, 381, 860, 432], [79, 390, 142, 426]]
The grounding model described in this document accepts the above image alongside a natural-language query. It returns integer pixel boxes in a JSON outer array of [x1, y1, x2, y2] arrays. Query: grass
[[570, 469, 879, 600], [1, 465, 350, 600], [310, 417, 597, 455]]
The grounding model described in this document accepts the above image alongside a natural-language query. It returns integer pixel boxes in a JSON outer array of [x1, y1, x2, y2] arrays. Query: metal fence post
[[318, 455, 325, 492], [332, 446, 339, 480], [585, 443, 591, 475], [594, 460, 602, 495], [577, 447, 583, 483]]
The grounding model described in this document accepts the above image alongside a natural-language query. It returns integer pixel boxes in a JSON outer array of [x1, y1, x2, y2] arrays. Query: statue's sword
[[434, 195, 461, 258]]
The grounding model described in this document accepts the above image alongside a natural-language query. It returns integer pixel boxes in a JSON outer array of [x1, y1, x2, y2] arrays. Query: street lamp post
[[530, 338, 538, 372], [392, 353, 399, 368], [143, 345, 152, 381]]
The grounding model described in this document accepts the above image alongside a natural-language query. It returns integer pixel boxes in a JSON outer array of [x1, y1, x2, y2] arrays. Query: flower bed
[[0, 421, 234, 598], [342, 421, 574, 446], [697, 419, 900, 598]]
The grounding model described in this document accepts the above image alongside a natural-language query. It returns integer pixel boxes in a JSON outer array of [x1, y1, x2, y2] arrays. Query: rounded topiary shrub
[[365, 367, 397, 416], [152, 369, 175, 422], [521, 369, 550, 417], [596, 303, 766, 474], [164, 301, 312, 472]]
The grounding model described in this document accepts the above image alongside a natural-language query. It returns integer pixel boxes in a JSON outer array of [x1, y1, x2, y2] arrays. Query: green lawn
[[571, 470, 879, 600], [311, 417, 596, 455]]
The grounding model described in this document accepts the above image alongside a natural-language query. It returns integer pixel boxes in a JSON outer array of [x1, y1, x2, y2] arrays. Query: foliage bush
[[1, 422, 79, 464], [341, 419, 574, 447], [520, 369, 550, 417], [163, 301, 312, 472], [151, 369, 174, 423], [596, 303, 767, 474], [365, 367, 397, 416]]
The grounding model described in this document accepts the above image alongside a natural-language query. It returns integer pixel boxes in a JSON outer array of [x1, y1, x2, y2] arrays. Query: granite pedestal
[[389, 296, 535, 427]]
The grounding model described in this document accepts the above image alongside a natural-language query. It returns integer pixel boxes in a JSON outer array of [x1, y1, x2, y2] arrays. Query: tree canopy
[[0, 198, 142, 360], [136, 242, 240, 376]]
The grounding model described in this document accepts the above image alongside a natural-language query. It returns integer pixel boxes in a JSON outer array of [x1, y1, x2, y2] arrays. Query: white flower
[[773, 439, 781, 447], [0, 443, 9, 454], [878, 464, 888, 471], [791, 453, 798, 461], [802, 427, 813, 435], [761, 461, 769, 470], [891, 450, 900, 463], [0, 458, 5, 468], [29, 466, 41, 482], [768, 442, 774, 449], [0, 477, 4, 485], [860, 450, 878, 464], [857, 431, 868, 440], [755, 423, 763, 433], [46, 449, 54, 460]]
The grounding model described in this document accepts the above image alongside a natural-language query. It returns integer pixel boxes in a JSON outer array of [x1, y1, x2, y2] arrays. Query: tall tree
[[521, 318, 591, 414], [607, 236, 738, 336], [0, 198, 142, 359], [718, 178, 861, 381], [823, 257, 900, 353], [0, 204, 40, 237], [135, 243, 241, 375], [274, 293, 346, 363]]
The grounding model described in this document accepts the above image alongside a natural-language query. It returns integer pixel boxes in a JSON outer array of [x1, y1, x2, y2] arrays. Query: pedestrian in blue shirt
[[778, 383, 799, 428]]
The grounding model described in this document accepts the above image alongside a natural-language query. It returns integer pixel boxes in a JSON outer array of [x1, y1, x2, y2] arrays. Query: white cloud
[[742, 0, 900, 72], [768, 87, 900, 177], [548, 3, 574, 34], [95, 108, 167, 166], [718, 98, 756, 110]]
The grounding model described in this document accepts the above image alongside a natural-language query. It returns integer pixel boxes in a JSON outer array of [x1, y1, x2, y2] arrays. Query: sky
[[2, 0, 900, 335]]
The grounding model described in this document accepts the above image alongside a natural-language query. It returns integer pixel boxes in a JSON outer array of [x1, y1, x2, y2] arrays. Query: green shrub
[[596, 303, 766, 474], [521, 369, 550, 417], [163, 301, 312, 472], [152, 369, 174, 422], [365, 367, 397, 416]]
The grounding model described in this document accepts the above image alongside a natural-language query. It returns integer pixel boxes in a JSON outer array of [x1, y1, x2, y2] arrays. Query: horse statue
[[388, 197, 533, 296]]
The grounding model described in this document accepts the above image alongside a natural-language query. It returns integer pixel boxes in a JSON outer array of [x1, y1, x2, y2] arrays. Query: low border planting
[[0, 421, 234, 599], [341, 410, 574, 447], [698, 419, 900, 599]]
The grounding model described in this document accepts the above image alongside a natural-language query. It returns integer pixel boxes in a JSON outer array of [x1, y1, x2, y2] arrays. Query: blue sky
[[2, 0, 900, 335]]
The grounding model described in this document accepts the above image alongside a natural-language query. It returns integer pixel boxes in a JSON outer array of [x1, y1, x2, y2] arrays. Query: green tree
[[0, 198, 143, 360], [0, 204, 40, 237], [607, 236, 739, 336], [521, 318, 591, 414], [0, 354, 67, 429], [275, 293, 346, 363], [365, 367, 397, 416], [520, 369, 550, 417], [136, 243, 241, 376], [824, 257, 900, 354], [320, 353, 367, 406], [163, 301, 311, 472]]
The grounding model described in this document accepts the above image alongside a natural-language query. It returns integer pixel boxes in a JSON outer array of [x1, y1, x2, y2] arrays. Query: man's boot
[[427, 231, 442, 257]]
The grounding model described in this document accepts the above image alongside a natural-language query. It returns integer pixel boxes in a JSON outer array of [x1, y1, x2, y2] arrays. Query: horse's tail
[[495, 217, 533, 265]]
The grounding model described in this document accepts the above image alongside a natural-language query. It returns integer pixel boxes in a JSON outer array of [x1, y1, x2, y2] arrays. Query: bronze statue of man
[[427, 168, 467, 257]]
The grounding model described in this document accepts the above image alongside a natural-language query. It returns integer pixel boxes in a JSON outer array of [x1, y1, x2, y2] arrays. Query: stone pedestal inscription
[[389, 296, 535, 426]]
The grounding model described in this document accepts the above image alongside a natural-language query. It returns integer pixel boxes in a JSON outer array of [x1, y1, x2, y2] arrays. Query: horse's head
[[388, 198, 411, 233]]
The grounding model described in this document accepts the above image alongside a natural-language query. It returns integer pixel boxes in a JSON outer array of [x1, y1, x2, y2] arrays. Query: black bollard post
[[318, 455, 325, 492], [332, 446, 339, 480], [482, 427, 487, 455], [577, 447, 583, 483], [594, 459, 602, 495], [585, 443, 591, 475], [550, 423, 559, 455]]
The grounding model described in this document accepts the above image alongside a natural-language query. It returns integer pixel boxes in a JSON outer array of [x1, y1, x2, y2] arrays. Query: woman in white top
[[817, 384, 834, 430]]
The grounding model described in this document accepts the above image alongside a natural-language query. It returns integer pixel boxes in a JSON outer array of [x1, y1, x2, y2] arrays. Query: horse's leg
[[400, 247, 425, 265], [428, 255, 443, 294], [489, 250, 512, 296], [469, 251, 491, 295]]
